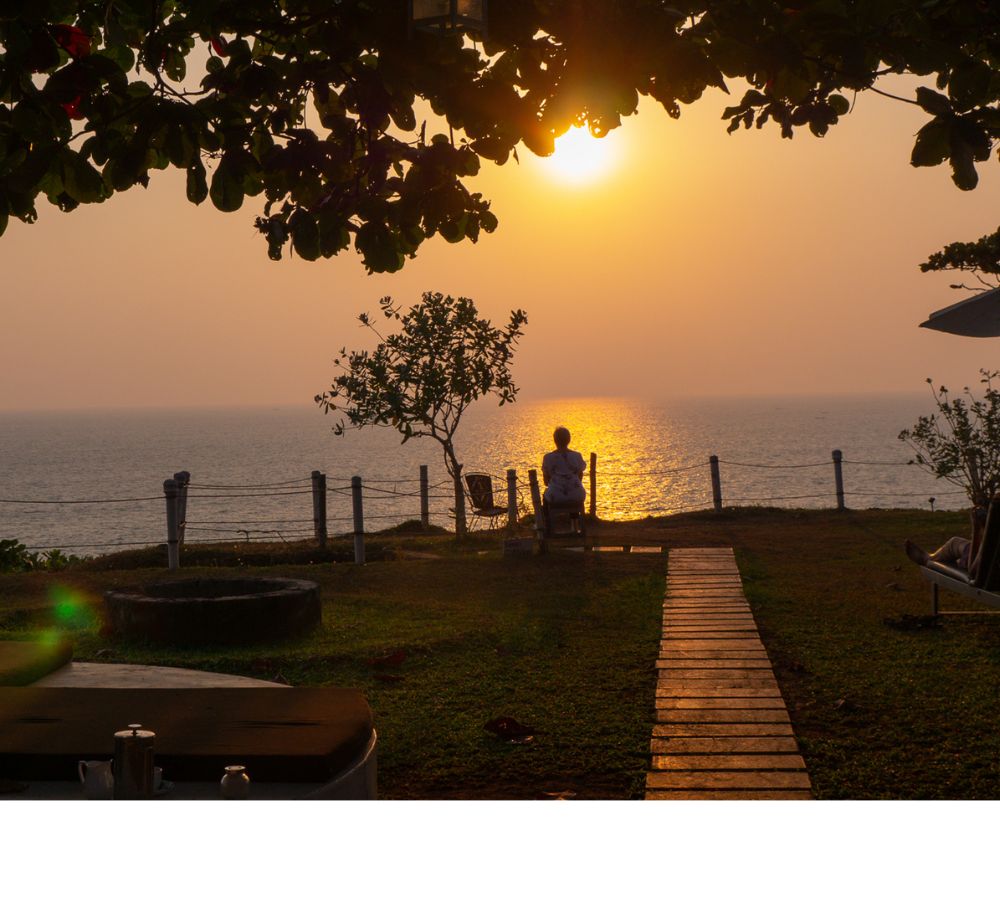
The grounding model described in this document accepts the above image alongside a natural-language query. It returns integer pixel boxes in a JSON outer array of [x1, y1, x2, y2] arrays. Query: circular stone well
[[103, 577, 321, 646]]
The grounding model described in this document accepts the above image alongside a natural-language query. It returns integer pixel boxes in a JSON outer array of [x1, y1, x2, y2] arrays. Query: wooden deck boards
[[646, 548, 812, 801]]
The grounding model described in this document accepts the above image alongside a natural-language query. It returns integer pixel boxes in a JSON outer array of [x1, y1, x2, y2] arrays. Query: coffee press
[[113, 723, 156, 799]]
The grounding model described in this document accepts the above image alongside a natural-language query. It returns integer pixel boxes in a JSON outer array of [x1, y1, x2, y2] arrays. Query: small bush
[[0, 538, 80, 573]]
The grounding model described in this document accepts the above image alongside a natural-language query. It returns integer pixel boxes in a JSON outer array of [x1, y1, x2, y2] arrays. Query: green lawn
[[3, 508, 1000, 799], [0, 543, 664, 799]]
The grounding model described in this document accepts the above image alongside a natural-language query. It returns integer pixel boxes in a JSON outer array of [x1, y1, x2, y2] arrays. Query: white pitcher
[[78, 759, 114, 800]]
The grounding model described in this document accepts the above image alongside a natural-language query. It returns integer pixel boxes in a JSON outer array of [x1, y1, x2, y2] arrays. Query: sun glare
[[541, 127, 619, 184]]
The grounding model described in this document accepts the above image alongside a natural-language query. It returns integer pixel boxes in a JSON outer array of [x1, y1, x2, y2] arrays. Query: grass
[[0, 534, 664, 800], [3, 508, 1000, 799]]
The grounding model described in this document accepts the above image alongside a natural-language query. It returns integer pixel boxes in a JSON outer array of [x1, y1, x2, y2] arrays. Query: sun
[[541, 126, 619, 183]]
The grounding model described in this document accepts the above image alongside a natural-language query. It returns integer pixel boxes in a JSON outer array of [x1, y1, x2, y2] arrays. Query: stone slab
[[35, 662, 287, 689]]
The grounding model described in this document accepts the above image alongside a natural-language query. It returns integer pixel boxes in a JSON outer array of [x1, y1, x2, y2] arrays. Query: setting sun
[[541, 126, 620, 183]]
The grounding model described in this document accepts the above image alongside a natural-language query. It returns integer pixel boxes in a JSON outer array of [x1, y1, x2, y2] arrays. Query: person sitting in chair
[[542, 426, 586, 506], [904, 503, 988, 576]]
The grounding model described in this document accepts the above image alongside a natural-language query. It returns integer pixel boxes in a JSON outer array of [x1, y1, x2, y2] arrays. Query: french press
[[113, 723, 156, 799]]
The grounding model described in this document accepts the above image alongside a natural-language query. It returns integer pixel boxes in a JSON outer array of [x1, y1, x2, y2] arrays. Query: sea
[[0, 394, 970, 556]]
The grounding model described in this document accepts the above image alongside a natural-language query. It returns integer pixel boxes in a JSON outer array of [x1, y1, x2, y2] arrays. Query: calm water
[[0, 394, 968, 555]]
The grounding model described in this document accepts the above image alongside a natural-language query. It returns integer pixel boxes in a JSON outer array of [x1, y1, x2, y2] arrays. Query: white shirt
[[542, 449, 586, 503]]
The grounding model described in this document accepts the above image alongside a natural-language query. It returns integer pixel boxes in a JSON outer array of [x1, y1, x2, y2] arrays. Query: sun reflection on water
[[459, 398, 702, 522]]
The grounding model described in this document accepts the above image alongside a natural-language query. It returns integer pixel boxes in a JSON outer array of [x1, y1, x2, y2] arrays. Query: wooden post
[[351, 475, 365, 565], [528, 468, 542, 514], [506, 469, 517, 529], [172, 471, 190, 546], [832, 449, 845, 511], [164, 478, 180, 570], [419, 465, 430, 530], [528, 467, 543, 531], [311, 471, 322, 541], [589, 452, 597, 518], [312, 471, 328, 548], [709, 455, 723, 512], [453, 463, 467, 537]]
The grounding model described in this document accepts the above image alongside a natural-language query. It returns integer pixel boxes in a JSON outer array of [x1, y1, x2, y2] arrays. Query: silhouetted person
[[542, 426, 586, 506]]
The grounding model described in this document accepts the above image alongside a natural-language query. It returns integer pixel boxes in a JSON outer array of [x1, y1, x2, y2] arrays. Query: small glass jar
[[220, 765, 250, 800]]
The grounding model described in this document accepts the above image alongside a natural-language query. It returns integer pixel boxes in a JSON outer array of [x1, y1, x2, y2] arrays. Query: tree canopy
[[316, 290, 526, 492], [3, 1, 1000, 271], [900, 370, 1000, 507]]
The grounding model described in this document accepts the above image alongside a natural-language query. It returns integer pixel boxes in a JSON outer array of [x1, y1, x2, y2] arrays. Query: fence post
[[506, 469, 518, 529], [311, 471, 328, 547], [528, 468, 543, 531], [453, 464, 467, 537], [709, 455, 723, 512], [589, 452, 597, 518], [164, 478, 180, 570], [420, 465, 430, 530], [832, 449, 845, 511], [172, 471, 190, 546], [351, 475, 365, 565]]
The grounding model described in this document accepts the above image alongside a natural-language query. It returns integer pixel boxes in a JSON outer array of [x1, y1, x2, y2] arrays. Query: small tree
[[316, 292, 528, 526], [899, 370, 1000, 506]]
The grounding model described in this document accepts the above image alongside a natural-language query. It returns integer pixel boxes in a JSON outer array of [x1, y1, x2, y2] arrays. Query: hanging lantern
[[409, 0, 488, 36]]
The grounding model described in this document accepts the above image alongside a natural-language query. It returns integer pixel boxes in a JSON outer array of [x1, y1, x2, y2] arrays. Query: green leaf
[[186, 161, 208, 204], [317, 211, 350, 257], [289, 210, 320, 260], [60, 150, 105, 203], [209, 155, 244, 211], [948, 60, 994, 112], [950, 146, 979, 191], [915, 87, 952, 116], [828, 94, 850, 116], [911, 119, 950, 167], [165, 123, 196, 168]]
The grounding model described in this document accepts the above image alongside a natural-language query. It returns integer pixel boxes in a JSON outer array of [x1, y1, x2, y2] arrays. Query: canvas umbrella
[[920, 286, 1000, 337]]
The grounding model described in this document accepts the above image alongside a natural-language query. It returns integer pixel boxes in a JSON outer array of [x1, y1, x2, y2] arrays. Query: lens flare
[[49, 585, 94, 629]]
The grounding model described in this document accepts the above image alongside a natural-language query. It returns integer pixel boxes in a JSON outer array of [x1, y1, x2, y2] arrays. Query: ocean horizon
[[0, 392, 970, 555]]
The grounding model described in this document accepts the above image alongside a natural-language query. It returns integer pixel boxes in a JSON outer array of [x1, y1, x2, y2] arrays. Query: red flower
[[210, 36, 229, 56], [60, 95, 84, 120], [52, 24, 91, 59]]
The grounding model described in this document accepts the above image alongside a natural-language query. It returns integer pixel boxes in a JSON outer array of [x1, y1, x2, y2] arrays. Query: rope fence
[[4, 449, 973, 566]]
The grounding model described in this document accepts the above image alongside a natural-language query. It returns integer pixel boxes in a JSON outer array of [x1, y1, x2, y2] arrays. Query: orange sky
[[2, 83, 998, 411]]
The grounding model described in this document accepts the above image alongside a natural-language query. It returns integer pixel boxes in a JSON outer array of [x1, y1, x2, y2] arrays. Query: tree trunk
[[444, 442, 467, 537]]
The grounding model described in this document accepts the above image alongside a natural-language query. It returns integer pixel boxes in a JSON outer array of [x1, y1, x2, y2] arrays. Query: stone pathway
[[646, 547, 812, 800]]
